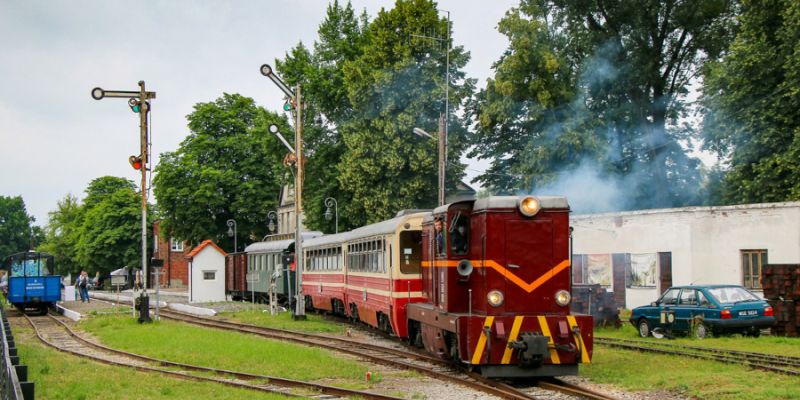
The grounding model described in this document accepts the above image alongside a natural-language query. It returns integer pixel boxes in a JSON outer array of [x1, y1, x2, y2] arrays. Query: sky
[[0, 0, 519, 226]]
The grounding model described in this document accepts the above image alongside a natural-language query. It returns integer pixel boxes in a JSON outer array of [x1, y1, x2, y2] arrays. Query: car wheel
[[695, 323, 709, 339], [637, 319, 651, 338]]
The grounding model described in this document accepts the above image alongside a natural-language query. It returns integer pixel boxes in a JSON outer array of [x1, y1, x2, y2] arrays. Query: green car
[[629, 285, 775, 339]]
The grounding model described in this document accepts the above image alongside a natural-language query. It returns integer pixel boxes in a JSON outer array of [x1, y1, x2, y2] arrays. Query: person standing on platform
[[76, 270, 90, 302]]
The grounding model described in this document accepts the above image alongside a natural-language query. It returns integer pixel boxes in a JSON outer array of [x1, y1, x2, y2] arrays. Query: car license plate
[[738, 310, 758, 316]]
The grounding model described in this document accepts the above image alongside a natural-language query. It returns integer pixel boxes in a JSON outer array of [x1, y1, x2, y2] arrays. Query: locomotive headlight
[[487, 290, 504, 307], [555, 290, 571, 306], [518, 196, 541, 217]]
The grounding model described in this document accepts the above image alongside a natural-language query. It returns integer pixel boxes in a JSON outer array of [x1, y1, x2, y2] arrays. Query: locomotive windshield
[[449, 212, 469, 255], [3, 252, 53, 277]]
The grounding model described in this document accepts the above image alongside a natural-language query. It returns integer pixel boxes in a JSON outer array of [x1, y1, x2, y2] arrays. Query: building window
[[170, 238, 184, 252], [203, 271, 216, 280], [741, 249, 767, 290]]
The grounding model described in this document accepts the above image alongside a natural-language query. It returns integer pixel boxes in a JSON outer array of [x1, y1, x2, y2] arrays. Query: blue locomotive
[[3, 251, 61, 314]]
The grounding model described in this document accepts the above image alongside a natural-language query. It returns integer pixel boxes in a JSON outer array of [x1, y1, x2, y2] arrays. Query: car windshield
[[707, 287, 760, 304]]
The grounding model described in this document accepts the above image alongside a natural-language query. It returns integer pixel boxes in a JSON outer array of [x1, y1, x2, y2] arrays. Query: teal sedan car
[[630, 285, 775, 339]]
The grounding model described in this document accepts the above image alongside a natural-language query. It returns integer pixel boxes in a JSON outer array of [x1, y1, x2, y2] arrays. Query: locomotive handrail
[[0, 301, 27, 400]]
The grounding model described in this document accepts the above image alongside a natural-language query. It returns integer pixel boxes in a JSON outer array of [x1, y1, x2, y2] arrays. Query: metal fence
[[0, 302, 30, 400]]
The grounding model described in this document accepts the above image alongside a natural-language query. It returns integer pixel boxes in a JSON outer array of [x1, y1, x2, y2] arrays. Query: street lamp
[[226, 219, 237, 253], [414, 119, 446, 206], [410, 10, 451, 206], [267, 211, 277, 234], [324, 197, 338, 234]]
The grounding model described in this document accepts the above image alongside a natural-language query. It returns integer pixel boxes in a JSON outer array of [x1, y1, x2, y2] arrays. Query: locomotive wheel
[[409, 321, 423, 348], [448, 333, 459, 361]]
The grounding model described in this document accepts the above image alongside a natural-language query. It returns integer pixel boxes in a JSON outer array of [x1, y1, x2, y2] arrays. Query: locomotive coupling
[[507, 332, 549, 368]]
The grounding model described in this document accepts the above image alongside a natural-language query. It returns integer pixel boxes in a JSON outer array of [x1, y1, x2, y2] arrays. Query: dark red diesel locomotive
[[406, 195, 593, 377]]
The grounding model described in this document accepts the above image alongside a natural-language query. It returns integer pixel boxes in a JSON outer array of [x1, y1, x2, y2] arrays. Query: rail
[[0, 302, 30, 400]]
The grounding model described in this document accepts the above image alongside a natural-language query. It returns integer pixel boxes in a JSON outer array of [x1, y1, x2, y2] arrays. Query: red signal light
[[129, 155, 143, 170]]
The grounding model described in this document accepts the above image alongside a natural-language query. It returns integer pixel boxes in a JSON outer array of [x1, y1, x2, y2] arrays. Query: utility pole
[[91, 82, 156, 322], [437, 115, 446, 206], [261, 64, 306, 319], [411, 10, 451, 206], [294, 85, 306, 320]]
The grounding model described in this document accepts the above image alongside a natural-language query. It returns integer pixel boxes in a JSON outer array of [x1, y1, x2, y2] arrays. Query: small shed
[[186, 240, 228, 303]]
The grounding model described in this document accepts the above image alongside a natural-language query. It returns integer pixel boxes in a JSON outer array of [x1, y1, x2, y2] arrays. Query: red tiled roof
[[185, 240, 228, 260]]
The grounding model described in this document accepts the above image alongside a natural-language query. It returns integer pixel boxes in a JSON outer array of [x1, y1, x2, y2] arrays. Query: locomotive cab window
[[449, 212, 469, 255], [433, 216, 446, 258]]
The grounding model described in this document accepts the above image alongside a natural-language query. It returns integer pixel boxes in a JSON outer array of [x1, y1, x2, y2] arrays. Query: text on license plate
[[738, 310, 758, 316]]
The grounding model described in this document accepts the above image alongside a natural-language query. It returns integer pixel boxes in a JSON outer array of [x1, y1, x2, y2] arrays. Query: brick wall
[[153, 221, 190, 287], [762, 264, 800, 337]]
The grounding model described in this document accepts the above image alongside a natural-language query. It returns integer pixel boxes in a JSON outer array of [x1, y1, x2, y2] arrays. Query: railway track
[[20, 311, 404, 399], [159, 309, 617, 400], [596, 337, 800, 376]]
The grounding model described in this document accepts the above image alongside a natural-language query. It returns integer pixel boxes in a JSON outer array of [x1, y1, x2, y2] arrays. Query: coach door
[[421, 219, 444, 307]]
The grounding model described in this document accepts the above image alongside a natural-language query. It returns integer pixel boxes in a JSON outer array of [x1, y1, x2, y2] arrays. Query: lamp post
[[226, 219, 237, 253], [324, 197, 338, 234], [267, 211, 278, 234], [410, 10, 450, 206], [413, 117, 446, 206]]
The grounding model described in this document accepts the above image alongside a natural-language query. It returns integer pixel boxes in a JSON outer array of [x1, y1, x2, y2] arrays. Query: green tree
[[339, 0, 474, 224], [470, 0, 736, 210], [39, 194, 83, 275], [0, 196, 35, 258], [701, 0, 800, 203], [275, 0, 368, 232], [154, 93, 286, 249], [74, 177, 146, 275]]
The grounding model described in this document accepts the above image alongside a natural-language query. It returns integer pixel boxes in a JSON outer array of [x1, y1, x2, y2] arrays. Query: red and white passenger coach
[[302, 211, 426, 337]]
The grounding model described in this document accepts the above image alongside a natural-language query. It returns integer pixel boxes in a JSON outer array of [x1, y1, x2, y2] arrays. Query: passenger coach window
[[399, 231, 422, 274]]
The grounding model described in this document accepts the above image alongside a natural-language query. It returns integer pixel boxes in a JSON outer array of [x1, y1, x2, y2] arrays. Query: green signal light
[[128, 98, 141, 113], [283, 102, 293, 111]]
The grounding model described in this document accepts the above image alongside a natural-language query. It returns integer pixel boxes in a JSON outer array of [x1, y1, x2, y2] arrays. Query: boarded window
[[741, 249, 767, 290]]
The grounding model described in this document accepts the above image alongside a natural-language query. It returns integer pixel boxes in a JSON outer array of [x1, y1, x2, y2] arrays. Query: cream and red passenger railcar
[[406, 196, 593, 377], [302, 211, 426, 337]]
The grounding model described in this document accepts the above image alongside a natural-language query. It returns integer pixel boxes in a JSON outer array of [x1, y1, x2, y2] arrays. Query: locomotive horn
[[457, 259, 474, 277]]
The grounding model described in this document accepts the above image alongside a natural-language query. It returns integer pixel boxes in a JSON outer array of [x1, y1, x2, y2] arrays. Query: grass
[[13, 324, 289, 400], [216, 308, 348, 334], [597, 319, 800, 358], [583, 311, 800, 399], [78, 314, 377, 386], [582, 346, 800, 399]]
